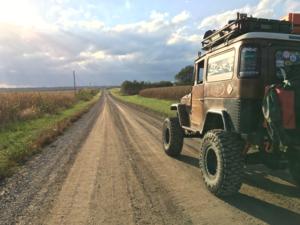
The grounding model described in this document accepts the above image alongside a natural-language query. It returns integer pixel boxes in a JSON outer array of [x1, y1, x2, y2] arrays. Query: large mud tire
[[199, 130, 244, 197], [162, 117, 184, 157]]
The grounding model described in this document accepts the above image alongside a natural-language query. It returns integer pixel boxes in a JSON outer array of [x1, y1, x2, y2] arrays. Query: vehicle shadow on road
[[243, 169, 300, 198], [175, 154, 199, 168], [177, 154, 300, 198], [176, 154, 300, 224], [223, 193, 300, 225]]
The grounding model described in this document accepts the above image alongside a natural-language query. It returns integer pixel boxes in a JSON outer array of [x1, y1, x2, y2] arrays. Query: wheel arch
[[201, 110, 234, 134]]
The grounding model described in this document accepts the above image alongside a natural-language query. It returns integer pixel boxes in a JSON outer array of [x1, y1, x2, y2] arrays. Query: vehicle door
[[191, 60, 205, 129]]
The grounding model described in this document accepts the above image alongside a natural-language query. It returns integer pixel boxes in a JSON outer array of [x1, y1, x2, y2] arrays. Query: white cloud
[[79, 50, 137, 62], [0, 3, 197, 86], [1, 0, 297, 87], [111, 11, 169, 33], [171, 11, 191, 24], [198, 5, 252, 30], [0, 0, 41, 27], [198, 0, 287, 31], [254, 0, 283, 18], [80, 51, 107, 60], [0, 83, 18, 88], [167, 27, 201, 45], [285, 0, 300, 14], [125, 0, 131, 9], [78, 20, 105, 30]]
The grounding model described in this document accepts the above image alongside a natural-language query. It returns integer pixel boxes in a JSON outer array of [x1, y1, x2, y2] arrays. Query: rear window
[[275, 50, 300, 80], [239, 47, 259, 78]]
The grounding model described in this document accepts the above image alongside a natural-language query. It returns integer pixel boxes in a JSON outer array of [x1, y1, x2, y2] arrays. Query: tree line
[[121, 81, 173, 95], [121, 65, 194, 95]]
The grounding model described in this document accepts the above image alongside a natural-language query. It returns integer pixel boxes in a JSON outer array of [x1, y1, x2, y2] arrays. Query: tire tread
[[162, 117, 184, 157], [199, 129, 244, 196]]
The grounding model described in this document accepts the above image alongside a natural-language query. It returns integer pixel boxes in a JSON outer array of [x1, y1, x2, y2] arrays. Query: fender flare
[[170, 103, 190, 127], [170, 106, 234, 132], [170, 103, 179, 111], [201, 110, 235, 133]]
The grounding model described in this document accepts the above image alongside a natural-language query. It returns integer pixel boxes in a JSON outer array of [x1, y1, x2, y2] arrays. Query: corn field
[[0, 89, 98, 127], [139, 86, 192, 100]]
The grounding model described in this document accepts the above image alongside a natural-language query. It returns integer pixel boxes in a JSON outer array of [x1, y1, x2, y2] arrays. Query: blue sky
[[0, 0, 299, 87]]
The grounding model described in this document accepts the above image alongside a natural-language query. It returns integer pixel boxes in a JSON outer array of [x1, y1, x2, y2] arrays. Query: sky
[[0, 0, 299, 87]]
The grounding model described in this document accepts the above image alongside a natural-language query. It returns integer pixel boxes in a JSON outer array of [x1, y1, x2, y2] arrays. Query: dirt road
[[1, 91, 300, 225]]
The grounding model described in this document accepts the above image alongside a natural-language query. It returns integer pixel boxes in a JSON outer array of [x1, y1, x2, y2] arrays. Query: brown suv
[[162, 13, 300, 196]]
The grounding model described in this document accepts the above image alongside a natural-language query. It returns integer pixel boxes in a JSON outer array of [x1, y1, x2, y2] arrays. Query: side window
[[207, 50, 235, 81], [239, 46, 259, 78], [198, 67, 203, 83], [197, 60, 204, 84]]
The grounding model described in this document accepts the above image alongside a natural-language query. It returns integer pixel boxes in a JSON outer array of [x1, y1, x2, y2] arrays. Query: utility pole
[[73, 70, 76, 94]]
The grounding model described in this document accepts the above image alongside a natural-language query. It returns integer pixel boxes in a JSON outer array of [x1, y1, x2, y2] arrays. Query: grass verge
[[110, 88, 176, 117], [0, 93, 101, 179]]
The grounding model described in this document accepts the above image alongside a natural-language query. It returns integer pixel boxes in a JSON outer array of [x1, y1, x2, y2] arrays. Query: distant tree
[[156, 81, 173, 87], [175, 65, 194, 85], [120, 80, 173, 95], [121, 80, 143, 95]]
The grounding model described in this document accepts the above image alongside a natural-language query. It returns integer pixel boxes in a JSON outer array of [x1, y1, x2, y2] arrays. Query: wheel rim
[[205, 147, 218, 177]]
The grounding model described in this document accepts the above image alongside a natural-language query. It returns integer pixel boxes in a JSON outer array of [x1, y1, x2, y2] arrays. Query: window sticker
[[276, 60, 284, 67], [208, 50, 235, 77], [283, 51, 290, 59], [275, 50, 300, 80], [290, 54, 297, 63]]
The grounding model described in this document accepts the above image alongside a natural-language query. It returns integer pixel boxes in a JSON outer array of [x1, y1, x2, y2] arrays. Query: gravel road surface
[[1, 91, 300, 225]]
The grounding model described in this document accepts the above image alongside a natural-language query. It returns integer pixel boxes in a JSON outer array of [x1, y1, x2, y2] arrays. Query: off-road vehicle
[[162, 13, 300, 196]]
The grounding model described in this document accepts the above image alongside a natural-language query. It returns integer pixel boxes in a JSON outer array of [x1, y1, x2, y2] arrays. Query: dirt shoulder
[[0, 93, 101, 179], [0, 94, 104, 225]]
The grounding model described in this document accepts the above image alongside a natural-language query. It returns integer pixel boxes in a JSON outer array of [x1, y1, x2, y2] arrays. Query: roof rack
[[201, 13, 292, 51]]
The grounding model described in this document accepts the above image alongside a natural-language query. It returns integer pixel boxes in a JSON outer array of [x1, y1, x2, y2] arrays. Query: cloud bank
[[0, 0, 299, 87]]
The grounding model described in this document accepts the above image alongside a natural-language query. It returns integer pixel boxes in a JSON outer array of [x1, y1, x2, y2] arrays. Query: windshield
[[275, 50, 300, 80]]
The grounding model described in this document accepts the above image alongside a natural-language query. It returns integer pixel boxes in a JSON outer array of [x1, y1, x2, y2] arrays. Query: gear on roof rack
[[202, 13, 292, 51]]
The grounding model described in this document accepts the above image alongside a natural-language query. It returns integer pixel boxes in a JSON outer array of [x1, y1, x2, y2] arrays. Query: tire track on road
[[109, 93, 300, 225]]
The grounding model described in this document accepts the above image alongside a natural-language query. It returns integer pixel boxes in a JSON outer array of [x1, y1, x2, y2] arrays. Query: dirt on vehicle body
[[162, 13, 300, 196]]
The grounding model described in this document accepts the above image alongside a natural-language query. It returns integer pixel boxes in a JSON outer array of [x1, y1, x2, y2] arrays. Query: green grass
[[0, 93, 101, 178], [110, 88, 176, 117]]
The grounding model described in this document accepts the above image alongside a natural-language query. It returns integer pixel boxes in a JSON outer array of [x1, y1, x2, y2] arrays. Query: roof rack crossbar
[[202, 19, 240, 50]]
